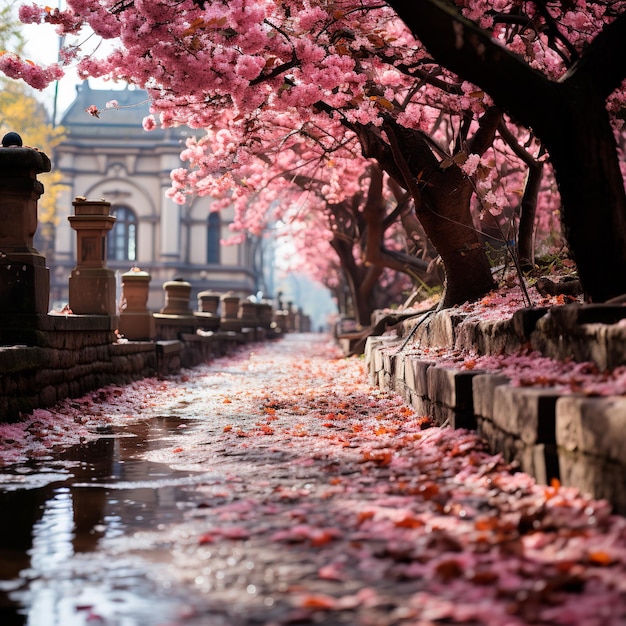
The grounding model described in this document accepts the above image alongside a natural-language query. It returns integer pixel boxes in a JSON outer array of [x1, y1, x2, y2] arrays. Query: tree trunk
[[356, 116, 497, 307], [329, 235, 381, 327], [497, 121, 544, 269], [516, 161, 543, 270], [387, 0, 626, 301], [541, 90, 626, 301]]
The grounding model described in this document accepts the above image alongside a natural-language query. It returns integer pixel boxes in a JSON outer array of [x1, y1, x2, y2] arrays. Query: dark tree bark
[[327, 166, 441, 326], [497, 121, 545, 269], [353, 108, 501, 307], [387, 0, 626, 302], [315, 98, 500, 308], [329, 230, 384, 326]]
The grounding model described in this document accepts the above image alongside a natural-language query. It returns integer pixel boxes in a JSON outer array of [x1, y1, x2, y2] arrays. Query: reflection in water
[[0, 417, 209, 625]]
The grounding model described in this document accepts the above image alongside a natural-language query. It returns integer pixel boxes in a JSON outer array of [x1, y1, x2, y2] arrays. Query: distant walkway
[[1, 334, 625, 625]]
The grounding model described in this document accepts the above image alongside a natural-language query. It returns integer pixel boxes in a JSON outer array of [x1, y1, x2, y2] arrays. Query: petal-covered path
[[2, 334, 626, 625]]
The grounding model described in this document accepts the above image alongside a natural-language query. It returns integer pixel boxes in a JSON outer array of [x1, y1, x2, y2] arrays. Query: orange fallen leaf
[[588, 551, 613, 566], [362, 450, 392, 466], [395, 515, 423, 529], [299, 594, 337, 609], [435, 559, 464, 581], [310, 529, 339, 547], [357, 510, 375, 524]]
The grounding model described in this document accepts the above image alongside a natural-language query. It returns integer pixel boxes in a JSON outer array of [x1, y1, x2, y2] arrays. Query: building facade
[[49, 82, 262, 311]]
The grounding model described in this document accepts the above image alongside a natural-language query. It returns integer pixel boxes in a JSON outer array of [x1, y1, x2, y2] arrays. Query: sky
[[20, 8, 119, 124]]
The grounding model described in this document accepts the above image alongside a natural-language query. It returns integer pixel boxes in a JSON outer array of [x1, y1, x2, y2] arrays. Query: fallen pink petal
[[1, 335, 626, 624]]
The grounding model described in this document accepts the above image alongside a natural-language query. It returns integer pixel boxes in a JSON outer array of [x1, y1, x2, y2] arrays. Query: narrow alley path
[[1, 334, 626, 626]]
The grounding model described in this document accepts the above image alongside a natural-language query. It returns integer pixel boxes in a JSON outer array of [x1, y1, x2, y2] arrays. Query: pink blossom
[[461, 153, 481, 177], [142, 115, 157, 131]]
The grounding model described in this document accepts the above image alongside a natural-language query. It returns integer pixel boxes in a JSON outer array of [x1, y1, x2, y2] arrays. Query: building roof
[[59, 82, 186, 144]]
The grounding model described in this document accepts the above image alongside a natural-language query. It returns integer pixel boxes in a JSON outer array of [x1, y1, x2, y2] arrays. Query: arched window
[[207, 212, 221, 264], [108, 205, 137, 262]]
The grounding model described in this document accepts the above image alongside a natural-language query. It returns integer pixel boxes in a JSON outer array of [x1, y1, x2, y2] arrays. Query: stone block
[[0, 346, 45, 374], [427, 366, 483, 430], [427, 366, 479, 412], [524, 443, 560, 485], [556, 396, 626, 465], [156, 340, 183, 356], [511, 307, 549, 341], [428, 309, 466, 347], [478, 418, 559, 483], [408, 391, 432, 417], [363, 336, 377, 369], [472, 373, 510, 420], [453, 317, 480, 352], [474, 318, 519, 355], [558, 449, 626, 515], [39, 384, 58, 408], [364, 337, 389, 383], [404, 358, 434, 396], [492, 385, 560, 445], [383, 350, 396, 381], [399, 312, 433, 346], [392, 352, 406, 394], [530, 306, 612, 368], [604, 324, 626, 369]]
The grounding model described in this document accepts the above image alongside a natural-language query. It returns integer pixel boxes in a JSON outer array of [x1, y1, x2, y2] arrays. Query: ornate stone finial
[[2, 132, 23, 147]]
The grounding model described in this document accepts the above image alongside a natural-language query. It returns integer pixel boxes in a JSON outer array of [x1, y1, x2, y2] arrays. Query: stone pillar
[[0, 132, 51, 315], [160, 279, 192, 315], [195, 289, 221, 331], [197, 290, 221, 316], [220, 292, 243, 331], [239, 300, 259, 327], [153, 278, 198, 340], [258, 302, 274, 329], [119, 267, 155, 340], [160, 198, 181, 259], [68, 198, 117, 315]]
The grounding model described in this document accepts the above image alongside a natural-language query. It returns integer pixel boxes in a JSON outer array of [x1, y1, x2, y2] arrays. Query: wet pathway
[[1, 334, 625, 626]]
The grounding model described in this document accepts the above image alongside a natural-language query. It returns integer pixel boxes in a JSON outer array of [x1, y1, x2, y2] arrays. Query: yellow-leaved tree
[[0, 80, 67, 258], [1, 2, 67, 258]]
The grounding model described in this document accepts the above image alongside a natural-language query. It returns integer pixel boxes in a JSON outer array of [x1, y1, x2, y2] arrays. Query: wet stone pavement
[[1, 333, 626, 626]]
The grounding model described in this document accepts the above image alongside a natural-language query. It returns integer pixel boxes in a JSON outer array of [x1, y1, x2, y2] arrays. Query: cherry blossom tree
[[8, 0, 626, 308], [294, 164, 441, 325], [5, 1, 496, 311], [388, 0, 626, 302]]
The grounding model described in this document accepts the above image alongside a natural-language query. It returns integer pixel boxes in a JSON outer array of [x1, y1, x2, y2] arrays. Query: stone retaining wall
[[0, 314, 264, 423], [365, 302, 626, 515]]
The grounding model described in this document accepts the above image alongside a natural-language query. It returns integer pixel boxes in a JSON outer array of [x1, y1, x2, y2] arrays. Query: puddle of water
[[0, 416, 214, 625]]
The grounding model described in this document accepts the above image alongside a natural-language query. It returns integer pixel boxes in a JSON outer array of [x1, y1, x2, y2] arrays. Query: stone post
[[119, 267, 155, 340], [197, 290, 221, 316], [153, 278, 198, 340], [239, 300, 259, 327], [258, 302, 274, 329], [195, 290, 221, 331], [0, 132, 51, 316], [68, 198, 117, 315], [160, 278, 193, 315], [220, 292, 243, 332]]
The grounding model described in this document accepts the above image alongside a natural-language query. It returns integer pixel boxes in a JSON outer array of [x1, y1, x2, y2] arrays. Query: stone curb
[[365, 304, 626, 515]]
